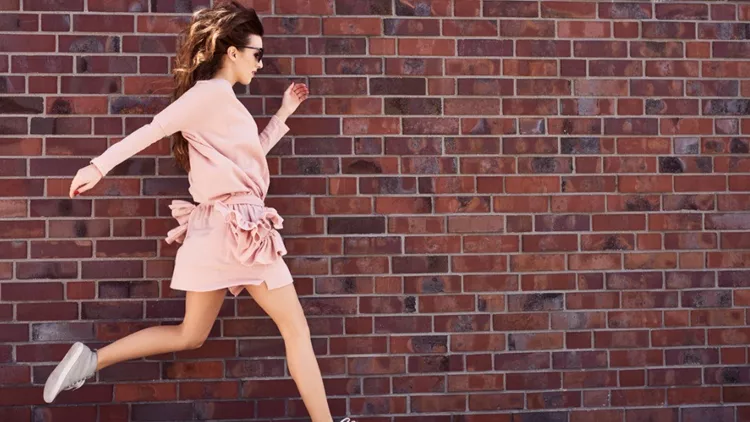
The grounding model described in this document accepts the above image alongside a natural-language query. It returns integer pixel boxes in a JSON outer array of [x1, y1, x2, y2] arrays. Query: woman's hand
[[278, 82, 309, 117], [69, 164, 103, 198]]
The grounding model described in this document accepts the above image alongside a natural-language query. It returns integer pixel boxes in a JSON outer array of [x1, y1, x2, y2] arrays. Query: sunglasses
[[242, 46, 264, 62]]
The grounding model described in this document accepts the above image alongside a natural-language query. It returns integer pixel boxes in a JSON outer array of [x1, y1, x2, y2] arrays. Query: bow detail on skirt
[[165, 198, 287, 266]]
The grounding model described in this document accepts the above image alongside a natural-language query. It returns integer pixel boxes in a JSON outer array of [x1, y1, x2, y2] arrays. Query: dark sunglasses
[[242, 46, 264, 62]]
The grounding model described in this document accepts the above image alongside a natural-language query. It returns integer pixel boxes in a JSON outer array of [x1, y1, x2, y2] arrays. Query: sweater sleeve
[[259, 115, 290, 155], [90, 84, 210, 176]]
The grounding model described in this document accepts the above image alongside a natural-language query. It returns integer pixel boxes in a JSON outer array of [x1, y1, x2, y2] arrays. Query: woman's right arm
[[91, 84, 212, 176], [70, 83, 214, 197], [89, 122, 170, 177]]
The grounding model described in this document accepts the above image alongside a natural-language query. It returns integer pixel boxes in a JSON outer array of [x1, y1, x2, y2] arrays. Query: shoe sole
[[43, 342, 84, 403]]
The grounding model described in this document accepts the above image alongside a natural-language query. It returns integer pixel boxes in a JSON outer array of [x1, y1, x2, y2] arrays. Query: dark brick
[[309, 38, 366, 55], [704, 99, 750, 116], [337, 0, 391, 15], [371, 77, 426, 96], [329, 217, 386, 234], [384, 98, 441, 115]]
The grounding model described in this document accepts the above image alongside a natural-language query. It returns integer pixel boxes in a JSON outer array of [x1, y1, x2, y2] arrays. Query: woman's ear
[[227, 46, 238, 61]]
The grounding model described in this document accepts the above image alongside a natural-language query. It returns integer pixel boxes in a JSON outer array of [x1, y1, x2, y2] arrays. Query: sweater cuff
[[271, 114, 290, 136], [90, 156, 111, 177]]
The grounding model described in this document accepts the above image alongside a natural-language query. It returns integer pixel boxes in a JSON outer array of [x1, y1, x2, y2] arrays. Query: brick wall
[[2, 0, 750, 421]]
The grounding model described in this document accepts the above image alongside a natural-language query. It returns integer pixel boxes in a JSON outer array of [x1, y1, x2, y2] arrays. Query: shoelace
[[64, 367, 95, 392], [65, 378, 86, 391]]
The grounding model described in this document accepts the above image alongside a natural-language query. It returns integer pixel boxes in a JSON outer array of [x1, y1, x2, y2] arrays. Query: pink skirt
[[165, 192, 293, 297]]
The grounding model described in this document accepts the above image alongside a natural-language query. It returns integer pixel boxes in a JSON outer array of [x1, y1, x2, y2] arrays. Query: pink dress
[[90, 78, 293, 296]]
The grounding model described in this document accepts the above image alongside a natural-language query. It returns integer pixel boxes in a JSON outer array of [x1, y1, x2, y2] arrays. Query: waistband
[[211, 193, 265, 207], [165, 193, 276, 245]]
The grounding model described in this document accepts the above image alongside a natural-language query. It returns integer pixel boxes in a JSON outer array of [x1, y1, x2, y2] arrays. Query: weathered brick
[[656, 3, 709, 20], [484, 1, 538, 17]]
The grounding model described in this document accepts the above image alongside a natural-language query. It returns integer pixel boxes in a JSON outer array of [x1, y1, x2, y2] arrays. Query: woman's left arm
[[259, 82, 309, 155]]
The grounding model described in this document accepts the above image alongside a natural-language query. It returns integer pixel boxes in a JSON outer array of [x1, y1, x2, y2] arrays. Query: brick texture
[[2, 0, 750, 420]]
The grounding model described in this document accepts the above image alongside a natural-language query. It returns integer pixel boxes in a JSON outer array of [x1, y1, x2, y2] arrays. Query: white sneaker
[[43, 342, 98, 403]]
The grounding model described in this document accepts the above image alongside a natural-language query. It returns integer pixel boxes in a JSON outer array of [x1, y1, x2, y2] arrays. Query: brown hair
[[170, 0, 264, 171]]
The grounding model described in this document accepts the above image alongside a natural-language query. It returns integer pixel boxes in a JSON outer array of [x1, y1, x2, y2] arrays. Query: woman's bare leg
[[245, 282, 333, 422], [96, 289, 226, 370]]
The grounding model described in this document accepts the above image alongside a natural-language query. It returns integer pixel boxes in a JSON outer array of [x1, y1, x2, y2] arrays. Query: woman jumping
[[43, 3, 350, 421]]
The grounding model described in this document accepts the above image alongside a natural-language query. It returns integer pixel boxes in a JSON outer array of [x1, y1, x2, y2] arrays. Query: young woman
[[43, 3, 351, 421]]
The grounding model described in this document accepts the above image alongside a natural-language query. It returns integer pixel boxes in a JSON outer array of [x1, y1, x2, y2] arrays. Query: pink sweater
[[91, 78, 290, 203]]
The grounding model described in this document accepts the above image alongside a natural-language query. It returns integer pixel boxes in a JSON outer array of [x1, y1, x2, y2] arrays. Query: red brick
[[310, 77, 365, 96], [631, 41, 684, 58], [503, 59, 557, 77], [453, 255, 507, 273], [276, 0, 333, 14], [624, 252, 677, 269], [342, 117, 399, 135], [502, 176, 559, 194], [448, 0, 477, 16], [386, 58, 442, 76], [600, 3, 652, 19], [399, 39, 455, 56], [617, 175, 671, 193], [369, 37, 396, 55], [444, 20, 499, 37], [485, 1, 538, 17], [541, 1, 596, 18], [17, 302, 78, 321], [445, 59, 500, 77], [632, 80, 685, 97], [561, 59, 587, 77], [420, 295, 475, 314], [612, 389, 666, 407], [410, 395, 463, 413], [569, 253, 622, 270], [434, 196, 490, 213], [517, 40, 570, 57], [614, 21, 640, 38], [588, 60, 642, 78], [507, 371, 562, 390], [643, 22, 696, 39], [559, 21, 611, 38], [25, 0, 83, 10], [114, 383, 177, 402], [504, 98, 558, 115], [323, 17, 380, 35], [574, 41, 628, 58], [448, 374, 503, 392], [620, 369, 645, 387], [394, 0, 449, 16], [333, 257, 389, 275], [675, 175, 727, 192], [445, 98, 499, 116], [551, 195, 605, 213], [571, 410, 623, 422], [458, 79, 513, 97], [656, 3, 708, 20], [500, 20, 554, 38], [528, 391, 581, 409], [74, 15, 134, 33], [295, 57, 323, 75]]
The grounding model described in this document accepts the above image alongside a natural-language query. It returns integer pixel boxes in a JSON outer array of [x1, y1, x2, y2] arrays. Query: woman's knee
[[178, 324, 209, 350], [278, 314, 311, 340]]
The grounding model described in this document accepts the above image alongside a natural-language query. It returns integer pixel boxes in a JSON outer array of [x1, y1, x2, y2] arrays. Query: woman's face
[[232, 34, 263, 85]]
